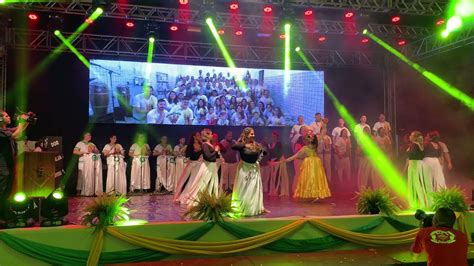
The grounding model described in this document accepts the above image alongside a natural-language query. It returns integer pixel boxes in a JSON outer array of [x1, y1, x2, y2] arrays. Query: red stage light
[[170, 25, 179, 31], [436, 19, 445, 26], [217, 29, 225, 35], [304, 9, 313, 16], [235, 30, 243, 36], [28, 13, 38, 21], [263, 6, 272, 13], [391, 16, 400, 23], [279, 34, 286, 39], [361, 38, 369, 43], [125, 21, 134, 28], [318, 36, 326, 42], [398, 40, 406, 46], [230, 3, 239, 10], [179, 0, 188, 5], [345, 12, 354, 18]]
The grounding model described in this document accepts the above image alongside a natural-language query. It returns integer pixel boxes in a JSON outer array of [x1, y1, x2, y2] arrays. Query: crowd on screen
[[132, 70, 286, 126]]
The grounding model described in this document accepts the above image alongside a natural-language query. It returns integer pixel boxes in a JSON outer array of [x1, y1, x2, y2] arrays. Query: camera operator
[[0, 110, 30, 202], [411, 207, 468, 266]]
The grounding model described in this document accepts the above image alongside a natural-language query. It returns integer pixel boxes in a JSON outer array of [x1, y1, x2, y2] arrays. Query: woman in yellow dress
[[285, 129, 331, 201]]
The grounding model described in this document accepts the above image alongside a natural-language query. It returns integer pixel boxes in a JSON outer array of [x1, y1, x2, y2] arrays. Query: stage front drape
[[0, 214, 471, 266]]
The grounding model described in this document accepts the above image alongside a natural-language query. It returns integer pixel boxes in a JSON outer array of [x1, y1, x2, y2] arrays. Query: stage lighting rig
[[40, 189, 68, 227], [92, 0, 111, 13], [47, 14, 64, 32], [0, 192, 37, 229], [145, 21, 160, 41]]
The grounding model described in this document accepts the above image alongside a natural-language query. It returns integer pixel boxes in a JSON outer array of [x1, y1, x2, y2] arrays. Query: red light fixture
[[398, 40, 406, 46], [436, 19, 445, 26], [179, 0, 188, 5], [217, 29, 225, 35], [125, 21, 134, 28], [345, 12, 354, 18], [28, 12, 38, 21], [230, 3, 239, 10], [235, 30, 243, 36], [304, 9, 313, 16], [391, 16, 401, 23], [279, 34, 286, 39], [170, 25, 179, 31], [318, 36, 326, 42], [263, 6, 272, 13], [361, 38, 369, 43]]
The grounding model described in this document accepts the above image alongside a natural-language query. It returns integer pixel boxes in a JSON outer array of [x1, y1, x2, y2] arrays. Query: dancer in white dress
[[73, 133, 101, 196], [174, 132, 203, 203], [423, 131, 447, 192], [406, 131, 432, 209], [180, 129, 219, 207], [153, 136, 174, 193], [102, 135, 127, 195], [173, 137, 187, 192], [129, 133, 151, 192], [81, 142, 102, 196], [232, 127, 269, 216]]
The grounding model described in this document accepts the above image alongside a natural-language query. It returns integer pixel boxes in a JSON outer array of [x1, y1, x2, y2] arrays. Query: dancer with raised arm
[[285, 129, 331, 202], [102, 135, 127, 195], [232, 127, 269, 216]]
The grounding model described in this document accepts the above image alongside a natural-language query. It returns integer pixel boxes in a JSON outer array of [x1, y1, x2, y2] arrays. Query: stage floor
[[66, 192, 359, 224]]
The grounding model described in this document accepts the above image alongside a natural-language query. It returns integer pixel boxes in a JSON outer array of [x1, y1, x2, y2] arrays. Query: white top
[[133, 93, 158, 121], [438, 141, 449, 153], [174, 144, 187, 157], [332, 126, 351, 139], [334, 137, 350, 155], [153, 144, 172, 157], [259, 96, 274, 106], [146, 109, 169, 124], [129, 143, 150, 157], [354, 123, 371, 135], [74, 141, 95, 162], [169, 106, 194, 125], [373, 121, 391, 134], [217, 118, 229, 126], [310, 121, 324, 134], [268, 116, 285, 126], [290, 123, 306, 144], [102, 143, 125, 164]]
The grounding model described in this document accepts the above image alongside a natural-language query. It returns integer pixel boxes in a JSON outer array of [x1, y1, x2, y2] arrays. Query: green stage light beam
[[364, 30, 474, 111], [284, 23, 291, 96], [296, 49, 410, 204], [206, 17, 246, 90], [55, 31, 90, 68]]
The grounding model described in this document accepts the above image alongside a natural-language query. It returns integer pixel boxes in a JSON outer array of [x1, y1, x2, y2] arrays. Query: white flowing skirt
[[232, 161, 264, 216], [156, 156, 175, 191], [105, 155, 127, 195], [174, 157, 186, 192], [174, 160, 203, 202], [81, 154, 103, 196], [423, 157, 446, 192], [179, 161, 219, 207], [130, 156, 150, 190], [408, 160, 432, 209]]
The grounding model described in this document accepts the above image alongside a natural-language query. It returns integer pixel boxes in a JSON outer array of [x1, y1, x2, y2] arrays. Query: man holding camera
[[412, 208, 468, 266], [0, 110, 30, 201]]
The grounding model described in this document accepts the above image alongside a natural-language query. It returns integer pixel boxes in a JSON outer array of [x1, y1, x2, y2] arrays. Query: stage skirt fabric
[[268, 159, 290, 197], [220, 161, 238, 191], [105, 155, 127, 195], [173, 157, 186, 192], [232, 161, 264, 216], [179, 161, 219, 207], [408, 160, 432, 209], [357, 157, 384, 190], [174, 160, 203, 202], [293, 156, 331, 199], [423, 157, 446, 192], [81, 154, 103, 196], [291, 159, 302, 193], [156, 155, 175, 192], [260, 165, 271, 193], [130, 156, 150, 190]]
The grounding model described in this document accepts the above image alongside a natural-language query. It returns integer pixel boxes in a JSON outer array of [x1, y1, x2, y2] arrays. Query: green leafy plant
[[184, 191, 234, 222], [431, 187, 469, 213], [356, 188, 400, 216], [81, 194, 130, 231]]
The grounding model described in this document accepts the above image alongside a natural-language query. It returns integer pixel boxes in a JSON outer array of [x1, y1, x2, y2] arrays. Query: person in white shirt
[[290, 115, 307, 152], [373, 113, 392, 138], [310, 113, 324, 135], [168, 99, 193, 125], [259, 89, 274, 107], [219, 131, 239, 192], [102, 135, 127, 195], [354, 115, 371, 136], [332, 118, 351, 142], [147, 99, 169, 124], [217, 111, 229, 126], [129, 133, 151, 192], [133, 85, 158, 122], [153, 136, 174, 194], [334, 129, 352, 183], [173, 137, 187, 192], [73, 133, 102, 196], [437, 133, 452, 171]]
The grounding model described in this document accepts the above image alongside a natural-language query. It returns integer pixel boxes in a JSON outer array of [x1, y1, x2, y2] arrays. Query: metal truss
[[4, 1, 433, 38], [402, 28, 474, 60], [6, 28, 384, 68]]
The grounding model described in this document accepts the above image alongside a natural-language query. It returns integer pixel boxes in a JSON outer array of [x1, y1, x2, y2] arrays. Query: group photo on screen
[[89, 60, 324, 126]]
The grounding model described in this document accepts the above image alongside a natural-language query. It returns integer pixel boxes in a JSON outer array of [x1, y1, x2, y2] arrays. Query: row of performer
[[74, 128, 332, 216]]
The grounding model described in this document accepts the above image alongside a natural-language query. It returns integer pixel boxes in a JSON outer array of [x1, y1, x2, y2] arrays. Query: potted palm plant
[[356, 188, 400, 216]]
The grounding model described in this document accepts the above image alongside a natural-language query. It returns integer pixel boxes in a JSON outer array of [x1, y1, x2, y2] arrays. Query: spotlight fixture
[[0, 0, 5, 4], [217, 29, 225, 35], [295, 46, 301, 52], [91, 0, 110, 13], [48, 14, 64, 31], [40, 189, 68, 227], [149, 36, 155, 43], [345, 12, 354, 18], [235, 30, 243, 36], [0, 192, 37, 228], [230, 2, 239, 10], [28, 12, 39, 21], [436, 18, 445, 26], [361, 38, 369, 43], [126, 21, 135, 28], [391, 15, 401, 22], [170, 24, 179, 31], [318, 36, 326, 42], [362, 28, 368, 34], [304, 9, 313, 16], [179, 0, 189, 5], [263, 6, 272, 13], [397, 40, 406, 46]]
